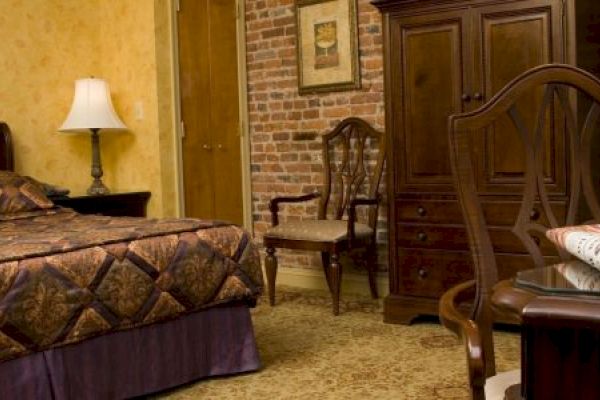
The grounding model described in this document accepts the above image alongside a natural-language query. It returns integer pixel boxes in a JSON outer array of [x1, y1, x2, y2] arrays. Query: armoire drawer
[[397, 249, 473, 298], [396, 223, 558, 254], [395, 200, 464, 224], [397, 248, 561, 298], [395, 199, 566, 227]]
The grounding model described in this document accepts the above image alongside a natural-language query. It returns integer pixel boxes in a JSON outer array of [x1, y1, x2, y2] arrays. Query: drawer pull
[[418, 267, 428, 279], [417, 232, 428, 242], [416, 206, 427, 217], [530, 209, 540, 221]]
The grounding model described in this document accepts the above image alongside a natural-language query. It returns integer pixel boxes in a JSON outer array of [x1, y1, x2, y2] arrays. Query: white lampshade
[[59, 78, 126, 132]]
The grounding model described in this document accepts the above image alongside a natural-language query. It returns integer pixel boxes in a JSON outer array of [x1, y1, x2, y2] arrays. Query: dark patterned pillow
[[0, 171, 54, 214], [23, 175, 70, 197]]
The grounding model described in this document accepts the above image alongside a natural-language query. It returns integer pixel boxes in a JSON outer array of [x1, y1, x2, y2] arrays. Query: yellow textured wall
[[154, 0, 179, 218], [0, 0, 102, 194], [96, 0, 164, 217], [0, 0, 178, 218]]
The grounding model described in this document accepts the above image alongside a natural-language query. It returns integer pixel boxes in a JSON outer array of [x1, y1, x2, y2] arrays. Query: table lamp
[[59, 78, 127, 195]]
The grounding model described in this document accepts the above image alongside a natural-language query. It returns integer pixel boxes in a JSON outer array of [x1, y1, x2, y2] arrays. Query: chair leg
[[329, 253, 342, 316], [367, 244, 379, 299], [321, 252, 333, 293], [265, 247, 278, 306]]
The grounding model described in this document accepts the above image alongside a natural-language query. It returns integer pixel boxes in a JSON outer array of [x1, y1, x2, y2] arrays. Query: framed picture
[[296, 0, 360, 94]]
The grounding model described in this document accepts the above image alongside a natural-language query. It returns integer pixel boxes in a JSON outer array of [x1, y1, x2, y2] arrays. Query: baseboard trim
[[270, 266, 389, 297]]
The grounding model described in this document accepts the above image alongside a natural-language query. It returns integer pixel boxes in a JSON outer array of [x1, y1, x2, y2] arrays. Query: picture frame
[[296, 0, 361, 94]]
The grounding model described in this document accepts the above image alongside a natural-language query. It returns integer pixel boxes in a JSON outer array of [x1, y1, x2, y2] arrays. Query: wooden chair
[[263, 117, 386, 315], [440, 64, 600, 400]]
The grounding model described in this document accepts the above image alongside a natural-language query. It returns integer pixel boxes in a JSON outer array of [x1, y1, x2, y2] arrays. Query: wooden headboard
[[0, 122, 14, 171]]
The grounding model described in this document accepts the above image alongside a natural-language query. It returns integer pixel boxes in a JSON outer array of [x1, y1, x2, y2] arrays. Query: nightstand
[[51, 191, 151, 217]]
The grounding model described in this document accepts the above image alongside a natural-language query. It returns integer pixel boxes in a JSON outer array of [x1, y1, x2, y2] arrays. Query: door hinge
[[236, 0, 241, 19], [180, 120, 186, 139], [176, 0, 181, 12]]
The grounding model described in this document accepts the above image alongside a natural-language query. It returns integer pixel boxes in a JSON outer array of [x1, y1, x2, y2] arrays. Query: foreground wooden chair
[[263, 117, 386, 315], [440, 64, 600, 399]]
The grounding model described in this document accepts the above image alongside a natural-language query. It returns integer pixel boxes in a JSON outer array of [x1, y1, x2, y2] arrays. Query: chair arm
[[347, 194, 382, 246], [269, 192, 321, 226], [439, 280, 486, 393]]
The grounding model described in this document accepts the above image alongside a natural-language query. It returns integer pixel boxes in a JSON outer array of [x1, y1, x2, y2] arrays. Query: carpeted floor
[[155, 286, 519, 399]]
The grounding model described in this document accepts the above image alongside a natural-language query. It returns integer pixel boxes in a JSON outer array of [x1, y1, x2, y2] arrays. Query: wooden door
[[177, 0, 244, 224], [471, 0, 566, 195], [389, 10, 472, 194]]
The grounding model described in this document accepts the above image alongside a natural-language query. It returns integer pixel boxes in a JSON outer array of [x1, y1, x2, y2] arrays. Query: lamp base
[[88, 128, 110, 196], [87, 179, 110, 196]]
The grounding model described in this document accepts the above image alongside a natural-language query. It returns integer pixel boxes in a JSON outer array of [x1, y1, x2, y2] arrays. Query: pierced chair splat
[[263, 117, 386, 315]]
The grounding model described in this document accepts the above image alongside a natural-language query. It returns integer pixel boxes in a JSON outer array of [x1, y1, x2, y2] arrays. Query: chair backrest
[[318, 117, 386, 230], [0, 122, 14, 171], [449, 64, 600, 377]]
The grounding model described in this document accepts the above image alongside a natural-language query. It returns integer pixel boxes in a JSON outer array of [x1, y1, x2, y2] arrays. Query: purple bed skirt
[[0, 303, 261, 400]]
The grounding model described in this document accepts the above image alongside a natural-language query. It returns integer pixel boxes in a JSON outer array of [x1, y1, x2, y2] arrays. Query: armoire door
[[471, 0, 566, 195], [389, 10, 472, 194], [177, 0, 244, 224]]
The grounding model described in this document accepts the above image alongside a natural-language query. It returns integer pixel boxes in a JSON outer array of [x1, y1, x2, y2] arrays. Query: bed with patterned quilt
[[0, 122, 263, 399]]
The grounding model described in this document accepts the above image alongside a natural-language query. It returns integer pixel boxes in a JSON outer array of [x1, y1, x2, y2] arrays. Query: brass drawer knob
[[417, 206, 427, 217], [418, 267, 428, 279], [417, 232, 428, 242]]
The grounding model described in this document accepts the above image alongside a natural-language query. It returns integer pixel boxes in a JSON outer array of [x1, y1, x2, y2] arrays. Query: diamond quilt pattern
[[94, 258, 156, 319], [0, 211, 263, 362]]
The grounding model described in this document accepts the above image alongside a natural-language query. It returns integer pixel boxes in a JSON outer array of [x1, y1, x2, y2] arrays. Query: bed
[[0, 122, 263, 399]]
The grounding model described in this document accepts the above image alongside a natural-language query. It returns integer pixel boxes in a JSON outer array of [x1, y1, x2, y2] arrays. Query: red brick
[[302, 109, 319, 119], [365, 58, 383, 70], [248, 19, 273, 31], [262, 27, 284, 39], [351, 104, 377, 115], [273, 16, 295, 27], [323, 107, 349, 118]]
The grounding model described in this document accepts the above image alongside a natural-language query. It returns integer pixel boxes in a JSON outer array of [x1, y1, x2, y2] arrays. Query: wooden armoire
[[372, 0, 600, 324]]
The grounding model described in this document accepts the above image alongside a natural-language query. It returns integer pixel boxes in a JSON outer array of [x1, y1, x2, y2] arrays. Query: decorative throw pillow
[[0, 171, 54, 214], [24, 175, 70, 197], [546, 225, 600, 270], [554, 260, 600, 291]]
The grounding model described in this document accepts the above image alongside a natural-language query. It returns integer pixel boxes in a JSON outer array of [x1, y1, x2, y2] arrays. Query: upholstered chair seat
[[484, 369, 521, 400], [265, 220, 373, 243]]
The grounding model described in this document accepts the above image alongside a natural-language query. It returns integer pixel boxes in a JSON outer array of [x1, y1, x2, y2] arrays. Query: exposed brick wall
[[245, 0, 387, 273]]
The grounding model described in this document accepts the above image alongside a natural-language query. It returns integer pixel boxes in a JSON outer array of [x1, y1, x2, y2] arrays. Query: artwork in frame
[[296, 0, 360, 94]]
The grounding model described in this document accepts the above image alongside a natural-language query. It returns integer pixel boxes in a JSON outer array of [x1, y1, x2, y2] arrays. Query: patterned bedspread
[[0, 209, 263, 362]]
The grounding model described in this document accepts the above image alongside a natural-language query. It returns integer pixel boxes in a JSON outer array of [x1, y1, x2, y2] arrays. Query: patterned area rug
[[156, 286, 520, 399]]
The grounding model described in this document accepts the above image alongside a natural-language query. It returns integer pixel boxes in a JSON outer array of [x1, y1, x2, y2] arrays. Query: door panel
[[207, 0, 243, 224], [178, 0, 244, 224], [473, 0, 565, 194], [178, 0, 214, 219], [391, 11, 470, 192]]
